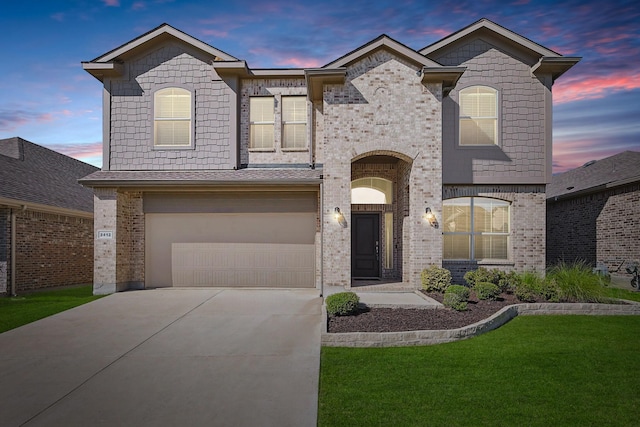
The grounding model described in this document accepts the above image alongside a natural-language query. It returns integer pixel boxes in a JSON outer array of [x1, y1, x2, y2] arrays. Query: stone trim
[[321, 300, 640, 347]]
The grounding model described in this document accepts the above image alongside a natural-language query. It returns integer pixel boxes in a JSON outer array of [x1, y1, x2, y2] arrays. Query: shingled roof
[[547, 151, 640, 200], [0, 137, 99, 213]]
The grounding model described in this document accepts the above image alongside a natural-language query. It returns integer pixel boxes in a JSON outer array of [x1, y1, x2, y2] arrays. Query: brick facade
[[0, 207, 93, 293], [547, 183, 640, 272], [443, 185, 546, 283]]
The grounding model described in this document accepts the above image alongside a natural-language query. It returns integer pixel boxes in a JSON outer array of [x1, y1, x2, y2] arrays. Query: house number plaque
[[97, 230, 114, 239]]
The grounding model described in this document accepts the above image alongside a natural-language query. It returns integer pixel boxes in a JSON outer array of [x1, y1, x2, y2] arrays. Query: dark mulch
[[327, 291, 523, 333]]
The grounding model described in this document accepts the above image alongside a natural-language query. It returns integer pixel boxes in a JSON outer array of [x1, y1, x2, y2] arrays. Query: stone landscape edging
[[321, 300, 640, 348]]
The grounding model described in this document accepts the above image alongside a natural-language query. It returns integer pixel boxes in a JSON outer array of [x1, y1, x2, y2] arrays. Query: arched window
[[154, 87, 192, 147], [351, 178, 393, 204], [443, 197, 510, 260], [459, 85, 498, 146]]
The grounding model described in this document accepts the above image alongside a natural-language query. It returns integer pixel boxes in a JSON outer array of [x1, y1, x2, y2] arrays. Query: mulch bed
[[327, 291, 524, 333]]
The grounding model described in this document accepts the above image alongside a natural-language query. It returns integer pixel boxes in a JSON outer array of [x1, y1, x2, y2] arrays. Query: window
[[282, 96, 307, 149], [154, 87, 192, 147], [351, 178, 393, 204], [443, 197, 510, 260], [250, 97, 275, 149], [459, 86, 497, 145]]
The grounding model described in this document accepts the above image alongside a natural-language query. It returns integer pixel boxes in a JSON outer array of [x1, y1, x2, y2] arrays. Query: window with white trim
[[154, 87, 192, 147], [250, 97, 275, 149], [443, 197, 510, 260], [282, 96, 307, 149], [459, 86, 498, 145]]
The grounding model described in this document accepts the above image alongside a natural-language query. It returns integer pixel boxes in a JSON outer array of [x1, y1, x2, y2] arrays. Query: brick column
[[93, 188, 118, 294]]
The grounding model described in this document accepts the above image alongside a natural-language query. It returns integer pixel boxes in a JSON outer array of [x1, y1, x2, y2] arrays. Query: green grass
[[0, 286, 104, 333], [603, 287, 640, 302], [319, 316, 640, 426]]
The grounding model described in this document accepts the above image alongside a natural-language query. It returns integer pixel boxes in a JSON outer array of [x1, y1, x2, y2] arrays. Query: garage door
[[144, 192, 317, 288]]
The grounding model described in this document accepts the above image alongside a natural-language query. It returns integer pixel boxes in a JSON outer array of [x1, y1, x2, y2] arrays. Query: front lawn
[[0, 286, 104, 333], [319, 315, 640, 426]]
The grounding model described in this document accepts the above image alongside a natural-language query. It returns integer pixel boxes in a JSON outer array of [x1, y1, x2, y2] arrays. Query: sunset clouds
[[0, 0, 638, 172]]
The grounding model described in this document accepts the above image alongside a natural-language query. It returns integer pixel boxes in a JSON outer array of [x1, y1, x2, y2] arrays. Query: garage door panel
[[145, 204, 317, 288], [172, 243, 315, 288]]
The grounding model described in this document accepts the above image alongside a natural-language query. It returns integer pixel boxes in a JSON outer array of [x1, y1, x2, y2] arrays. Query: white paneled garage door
[[144, 192, 317, 288]]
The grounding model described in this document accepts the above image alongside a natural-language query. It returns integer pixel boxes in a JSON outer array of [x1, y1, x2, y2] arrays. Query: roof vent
[[583, 160, 597, 168]]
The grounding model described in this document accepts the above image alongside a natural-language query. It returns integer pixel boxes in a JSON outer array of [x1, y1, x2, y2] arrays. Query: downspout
[[10, 208, 18, 296], [320, 180, 324, 297]]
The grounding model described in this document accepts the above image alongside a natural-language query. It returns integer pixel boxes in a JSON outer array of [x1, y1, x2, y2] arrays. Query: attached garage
[[144, 191, 318, 288]]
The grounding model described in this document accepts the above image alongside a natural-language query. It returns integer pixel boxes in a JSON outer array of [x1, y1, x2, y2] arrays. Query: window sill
[[152, 145, 195, 151], [281, 148, 309, 152], [443, 259, 514, 266], [249, 148, 276, 152]]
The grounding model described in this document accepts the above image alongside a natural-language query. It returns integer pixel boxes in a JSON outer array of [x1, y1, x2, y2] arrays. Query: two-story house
[[80, 19, 579, 294]]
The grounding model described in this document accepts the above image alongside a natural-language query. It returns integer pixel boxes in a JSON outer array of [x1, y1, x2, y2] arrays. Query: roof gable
[[0, 137, 99, 213], [324, 34, 441, 69], [420, 18, 561, 59], [83, 23, 237, 81]]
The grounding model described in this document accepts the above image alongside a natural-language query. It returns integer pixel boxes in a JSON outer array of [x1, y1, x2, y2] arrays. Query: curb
[[321, 300, 640, 347]]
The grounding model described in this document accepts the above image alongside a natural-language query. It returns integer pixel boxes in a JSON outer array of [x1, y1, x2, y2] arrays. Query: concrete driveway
[[0, 288, 322, 426]]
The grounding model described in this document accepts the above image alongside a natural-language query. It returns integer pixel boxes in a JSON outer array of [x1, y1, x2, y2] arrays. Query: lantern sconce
[[334, 207, 348, 228], [424, 207, 439, 228]]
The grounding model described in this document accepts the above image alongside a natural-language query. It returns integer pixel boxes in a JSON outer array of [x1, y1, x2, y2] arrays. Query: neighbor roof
[[0, 137, 99, 213], [547, 151, 640, 200]]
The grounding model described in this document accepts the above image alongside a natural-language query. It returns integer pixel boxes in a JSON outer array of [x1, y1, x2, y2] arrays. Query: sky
[[0, 0, 638, 173]]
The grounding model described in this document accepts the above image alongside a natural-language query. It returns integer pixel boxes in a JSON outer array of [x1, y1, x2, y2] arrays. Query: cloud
[[102, 0, 120, 6], [51, 12, 65, 22], [131, 1, 145, 10], [554, 72, 640, 103], [0, 109, 53, 131], [46, 141, 103, 162]]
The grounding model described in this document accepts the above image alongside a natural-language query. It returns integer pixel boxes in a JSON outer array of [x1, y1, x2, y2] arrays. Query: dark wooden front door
[[351, 213, 380, 278]]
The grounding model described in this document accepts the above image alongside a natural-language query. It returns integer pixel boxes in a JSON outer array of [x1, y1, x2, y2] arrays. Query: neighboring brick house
[[547, 151, 640, 275], [80, 19, 579, 294], [0, 137, 98, 294]]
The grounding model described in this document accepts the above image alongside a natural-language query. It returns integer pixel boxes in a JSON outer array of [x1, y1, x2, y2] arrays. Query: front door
[[351, 213, 380, 278]]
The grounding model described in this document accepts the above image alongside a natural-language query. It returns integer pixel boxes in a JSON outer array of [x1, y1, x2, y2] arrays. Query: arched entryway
[[351, 153, 412, 283]]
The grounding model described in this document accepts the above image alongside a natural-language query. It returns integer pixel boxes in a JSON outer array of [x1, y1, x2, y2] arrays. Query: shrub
[[444, 285, 470, 311], [326, 292, 360, 316], [421, 266, 452, 293], [514, 271, 560, 303], [474, 281, 501, 301], [465, 268, 516, 293], [547, 261, 607, 303]]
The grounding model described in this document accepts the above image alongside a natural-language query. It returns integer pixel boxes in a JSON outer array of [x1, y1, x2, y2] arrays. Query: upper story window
[[443, 197, 510, 260], [250, 97, 275, 149], [459, 86, 498, 146], [154, 87, 192, 147], [282, 96, 307, 149]]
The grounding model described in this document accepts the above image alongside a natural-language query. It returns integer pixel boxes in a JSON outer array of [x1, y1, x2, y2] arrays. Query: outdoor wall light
[[424, 207, 438, 228], [334, 207, 348, 228]]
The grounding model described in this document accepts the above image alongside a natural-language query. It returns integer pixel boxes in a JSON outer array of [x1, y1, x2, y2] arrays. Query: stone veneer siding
[[108, 41, 233, 170], [0, 207, 93, 293], [93, 189, 144, 294], [547, 183, 640, 271], [240, 78, 309, 165], [443, 185, 546, 284], [321, 50, 443, 288], [436, 38, 549, 183]]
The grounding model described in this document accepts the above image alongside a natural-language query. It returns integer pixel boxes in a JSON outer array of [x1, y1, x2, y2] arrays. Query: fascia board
[[531, 56, 582, 81], [420, 19, 561, 58], [92, 24, 237, 63]]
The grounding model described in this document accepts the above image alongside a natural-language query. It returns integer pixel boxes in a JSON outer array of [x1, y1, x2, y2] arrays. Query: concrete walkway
[[0, 288, 322, 427]]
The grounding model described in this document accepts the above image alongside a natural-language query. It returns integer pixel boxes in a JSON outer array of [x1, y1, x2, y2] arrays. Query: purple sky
[[1, 0, 638, 173]]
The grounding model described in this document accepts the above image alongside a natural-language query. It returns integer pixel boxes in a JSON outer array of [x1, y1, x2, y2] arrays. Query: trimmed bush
[[444, 285, 470, 311], [515, 271, 545, 302], [474, 282, 501, 301], [421, 266, 452, 293], [465, 268, 517, 293], [325, 292, 360, 316]]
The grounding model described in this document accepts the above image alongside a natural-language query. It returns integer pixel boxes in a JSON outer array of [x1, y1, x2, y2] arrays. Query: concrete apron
[[0, 288, 322, 427]]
